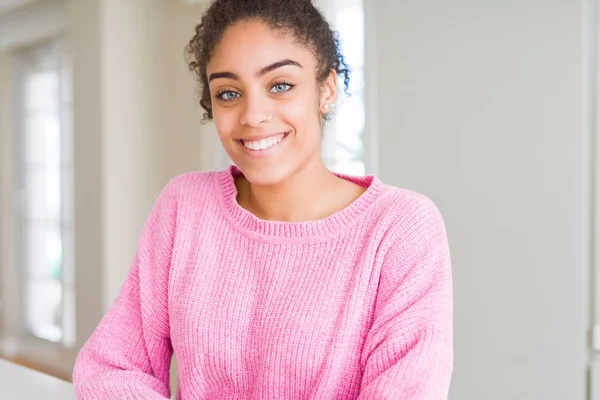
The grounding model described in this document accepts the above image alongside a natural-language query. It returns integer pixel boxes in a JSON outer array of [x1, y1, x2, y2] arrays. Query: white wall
[[368, 1, 589, 399], [67, 0, 105, 362], [165, 0, 230, 177], [100, 0, 170, 309]]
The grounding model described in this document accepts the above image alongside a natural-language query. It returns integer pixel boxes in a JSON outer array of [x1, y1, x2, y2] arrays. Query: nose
[[239, 93, 271, 127]]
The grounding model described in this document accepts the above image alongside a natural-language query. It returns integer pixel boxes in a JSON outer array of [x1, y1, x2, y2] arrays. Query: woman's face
[[206, 19, 336, 186]]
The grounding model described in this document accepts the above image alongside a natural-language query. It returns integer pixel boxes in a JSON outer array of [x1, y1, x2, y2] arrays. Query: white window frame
[[317, 0, 374, 176], [13, 36, 75, 346], [0, 0, 77, 379]]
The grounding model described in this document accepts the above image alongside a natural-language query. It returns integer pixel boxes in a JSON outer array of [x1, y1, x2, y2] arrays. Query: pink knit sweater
[[72, 165, 453, 399]]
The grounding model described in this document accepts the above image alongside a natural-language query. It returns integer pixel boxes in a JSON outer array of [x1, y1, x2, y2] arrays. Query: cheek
[[280, 95, 320, 136], [214, 110, 237, 141], [282, 101, 308, 121]]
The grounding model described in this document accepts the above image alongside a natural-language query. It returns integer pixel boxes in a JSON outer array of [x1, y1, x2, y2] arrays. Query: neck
[[236, 161, 345, 222]]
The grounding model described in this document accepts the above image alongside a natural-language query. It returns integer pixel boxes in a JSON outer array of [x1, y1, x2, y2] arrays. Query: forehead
[[207, 19, 317, 75]]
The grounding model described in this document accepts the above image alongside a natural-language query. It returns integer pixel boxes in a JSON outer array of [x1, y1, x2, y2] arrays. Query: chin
[[234, 160, 293, 187]]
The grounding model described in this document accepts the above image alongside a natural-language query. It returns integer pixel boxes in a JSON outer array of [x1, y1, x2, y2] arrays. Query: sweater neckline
[[216, 164, 387, 239]]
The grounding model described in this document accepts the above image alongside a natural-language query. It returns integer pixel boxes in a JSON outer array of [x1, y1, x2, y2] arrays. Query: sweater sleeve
[[358, 195, 454, 400], [72, 178, 179, 400]]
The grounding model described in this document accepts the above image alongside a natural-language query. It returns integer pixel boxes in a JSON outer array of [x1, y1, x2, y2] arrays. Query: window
[[322, 0, 366, 176], [12, 38, 75, 346]]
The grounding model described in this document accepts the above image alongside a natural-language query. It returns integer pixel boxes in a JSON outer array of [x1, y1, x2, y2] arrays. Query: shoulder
[[375, 183, 448, 248], [379, 183, 446, 227], [164, 169, 220, 195], [149, 169, 223, 217], [155, 169, 229, 208], [375, 184, 452, 282]]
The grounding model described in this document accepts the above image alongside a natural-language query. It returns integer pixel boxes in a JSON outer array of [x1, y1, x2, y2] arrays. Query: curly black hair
[[185, 0, 351, 123]]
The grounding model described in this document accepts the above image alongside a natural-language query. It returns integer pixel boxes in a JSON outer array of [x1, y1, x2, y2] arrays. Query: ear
[[319, 68, 338, 114]]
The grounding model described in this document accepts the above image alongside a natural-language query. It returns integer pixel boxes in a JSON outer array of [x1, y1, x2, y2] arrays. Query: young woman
[[72, 1, 454, 399]]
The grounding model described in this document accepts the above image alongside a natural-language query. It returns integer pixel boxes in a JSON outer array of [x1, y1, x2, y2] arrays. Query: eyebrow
[[208, 59, 302, 83]]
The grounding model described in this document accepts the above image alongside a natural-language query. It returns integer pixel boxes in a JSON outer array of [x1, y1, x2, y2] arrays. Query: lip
[[237, 130, 290, 159], [236, 131, 289, 142]]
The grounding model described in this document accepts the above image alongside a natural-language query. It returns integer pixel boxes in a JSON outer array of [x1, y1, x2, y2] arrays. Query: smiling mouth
[[236, 131, 290, 151]]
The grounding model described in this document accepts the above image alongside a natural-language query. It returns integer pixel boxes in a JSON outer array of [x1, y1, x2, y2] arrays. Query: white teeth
[[243, 133, 286, 150]]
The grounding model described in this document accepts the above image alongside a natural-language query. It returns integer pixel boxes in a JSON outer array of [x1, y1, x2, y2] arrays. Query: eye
[[216, 90, 240, 101], [270, 81, 295, 93]]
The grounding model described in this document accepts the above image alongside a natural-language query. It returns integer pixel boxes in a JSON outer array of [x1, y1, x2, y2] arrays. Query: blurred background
[[0, 0, 593, 399]]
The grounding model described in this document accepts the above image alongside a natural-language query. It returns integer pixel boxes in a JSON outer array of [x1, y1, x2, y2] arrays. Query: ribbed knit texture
[[72, 164, 453, 400]]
